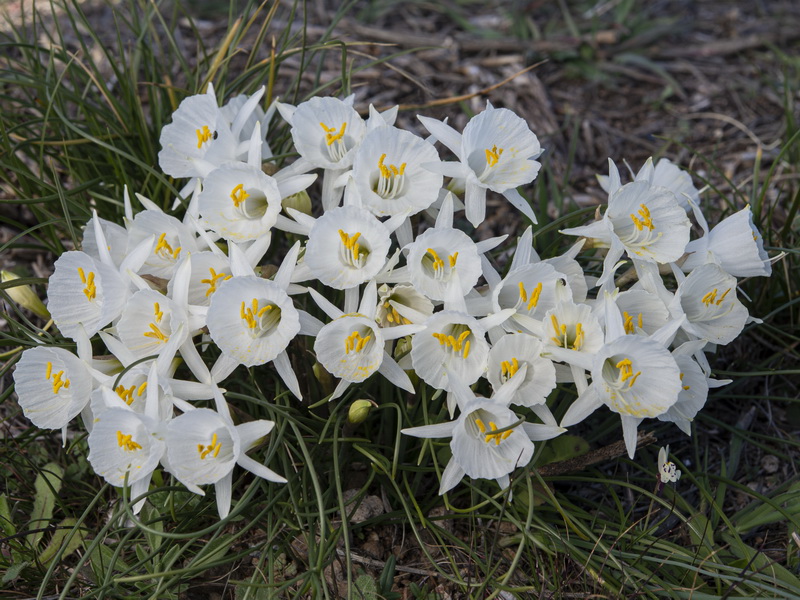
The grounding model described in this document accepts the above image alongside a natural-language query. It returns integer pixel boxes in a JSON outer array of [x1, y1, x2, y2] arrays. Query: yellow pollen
[[344, 330, 372, 354], [153, 302, 163, 323], [501, 357, 520, 379], [197, 432, 221, 459], [230, 183, 250, 207], [155, 233, 181, 260], [320, 121, 347, 145], [78, 267, 97, 301], [240, 299, 274, 330], [45, 361, 70, 394], [630, 204, 655, 231], [196, 125, 212, 148], [448, 252, 459, 268], [485, 145, 504, 167], [137, 381, 148, 396], [431, 329, 471, 359], [475, 418, 487, 434], [574, 322, 584, 350], [426, 248, 444, 270], [701, 289, 717, 306], [615, 358, 641, 386], [526, 282, 543, 311], [200, 267, 232, 297], [680, 372, 690, 391], [482, 420, 512, 445], [144, 322, 168, 342], [715, 288, 731, 305], [518, 281, 527, 303], [46, 361, 52, 379], [117, 431, 142, 451], [338, 230, 365, 264], [377, 153, 407, 178]]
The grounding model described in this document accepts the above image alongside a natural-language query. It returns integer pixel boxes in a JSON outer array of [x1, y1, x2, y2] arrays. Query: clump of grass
[[1, 0, 799, 598]]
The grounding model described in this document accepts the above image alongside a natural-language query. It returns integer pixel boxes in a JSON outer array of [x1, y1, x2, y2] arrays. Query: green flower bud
[[282, 190, 312, 216], [1, 271, 50, 319], [348, 399, 377, 425]]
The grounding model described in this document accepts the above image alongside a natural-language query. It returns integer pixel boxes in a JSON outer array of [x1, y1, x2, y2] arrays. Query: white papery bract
[[206, 276, 300, 366], [486, 333, 556, 407], [126, 209, 199, 279], [198, 162, 283, 242], [351, 126, 442, 217], [314, 314, 384, 383], [304, 205, 391, 290], [13, 346, 94, 430], [672, 263, 748, 345], [47, 251, 128, 340], [410, 311, 489, 392], [682, 205, 772, 277], [116, 289, 188, 361], [88, 408, 164, 486], [406, 227, 482, 302]]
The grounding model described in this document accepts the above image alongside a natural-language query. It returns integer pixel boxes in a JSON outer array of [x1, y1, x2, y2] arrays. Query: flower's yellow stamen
[[462, 340, 471, 359], [320, 121, 347, 145], [518, 281, 527, 303], [526, 282, 542, 311], [46, 361, 52, 380], [573, 322, 584, 350], [153, 302, 163, 323], [230, 183, 250, 207], [448, 252, 459, 268], [680, 372, 690, 391], [198, 432, 221, 459], [338, 230, 366, 266], [144, 323, 168, 341], [117, 430, 142, 451], [155, 232, 181, 260], [701, 289, 717, 306], [630, 204, 655, 231], [195, 125, 212, 149], [475, 418, 487, 434], [45, 361, 70, 394], [715, 288, 731, 305], [426, 248, 444, 270], [432, 328, 471, 359], [377, 153, 406, 178], [501, 357, 520, 379], [481, 421, 512, 445], [615, 358, 641, 387], [78, 267, 97, 301], [485, 145, 504, 167], [240, 299, 274, 330], [345, 330, 371, 354], [200, 267, 232, 298]]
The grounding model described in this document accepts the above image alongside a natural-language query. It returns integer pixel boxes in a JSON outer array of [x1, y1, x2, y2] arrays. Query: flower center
[[431, 325, 472, 360], [517, 281, 542, 312], [485, 145, 504, 168], [45, 361, 71, 394], [615, 203, 663, 255], [117, 430, 142, 452], [422, 247, 458, 281], [615, 358, 642, 387], [500, 357, 520, 383], [550, 315, 584, 350], [338, 230, 369, 269], [116, 381, 148, 405], [623, 311, 644, 334], [320, 121, 348, 162], [344, 330, 373, 354], [195, 125, 214, 149], [630, 204, 654, 231], [240, 299, 281, 338], [374, 153, 407, 199], [197, 433, 221, 459], [382, 300, 411, 325], [701, 287, 730, 307], [78, 267, 96, 301], [155, 232, 181, 261], [475, 418, 512, 446], [144, 302, 169, 343], [200, 267, 232, 298]]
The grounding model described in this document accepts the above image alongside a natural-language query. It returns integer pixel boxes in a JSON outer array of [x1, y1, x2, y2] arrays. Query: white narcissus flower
[[681, 204, 772, 277], [350, 126, 442, 218], [126, 209, 199, 279], [561, 179, 691, 287], [116, 289, 189, 361], [486, 333, 556, 408], [419, 102, 542, 227], [375, 284, 434, 328], [304, 205, 391, 290], [490, 262, 568, 333], [13, 345, 96, 431], [158, 84, 239, 180], [671, 263, 748, 345], [598, 157, 701, 212], [610, 288, 670, 337], [657, 445, 681, 483], [220, 91, 276, 161], [165, 396, 285, 518]]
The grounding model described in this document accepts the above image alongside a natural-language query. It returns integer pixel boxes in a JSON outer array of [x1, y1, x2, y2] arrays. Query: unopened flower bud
[[312, 361, 334, 395], [1, 271, 50, 319], [348, 399, 376, 425], [282, 190, 312, 216]]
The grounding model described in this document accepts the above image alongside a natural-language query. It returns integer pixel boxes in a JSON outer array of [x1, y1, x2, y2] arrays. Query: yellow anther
[[501, 357, 520, 379], [701, 289, 717, 306], [137, 382, 148, 396], [338, 230, 365, 264], [482, 421, 510, 445], [78, 267, 97, 301], [46, 362, 70, 394], [46, 361, 52, 379], [240, 299, 274, 330], [377, 153, 407, 178], [715, 288, 730, 305], [680, 372, 690, 391], [426, 248, 444, 270], [196, 125, 212, 148], [615, 358, 641, 386], [200, 267, 232, 297], [630, 203, 655, 231], [431, 328, 471, 358], [144, 322, 168, 342], [198, 432, 221, 459], [155, 232, 181, 260], [518, 281, 527, 303], [320, 121, 347, 145], [345, 330, 371, 354], [573, 322, 584, 350], [153, 302, 163, 323], [462, 340, 471, 359], [230, 183, 250, 207], [117, 430, 142, 451], [449, 252, 459, 268], [526, 282, 543, 311], [475, 418, 487, 434], [485, 145, 504, 167]]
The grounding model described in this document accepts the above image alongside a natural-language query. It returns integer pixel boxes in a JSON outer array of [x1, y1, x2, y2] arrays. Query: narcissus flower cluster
[[11, 87, 773, 517]]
